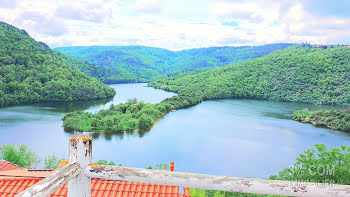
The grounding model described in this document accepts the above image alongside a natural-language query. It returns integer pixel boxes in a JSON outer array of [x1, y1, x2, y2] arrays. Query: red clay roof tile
[[0, 160, 191, 197], [0, 169, 56, 179], [0, 161, 22, 171], [0, 178, 191, 197]]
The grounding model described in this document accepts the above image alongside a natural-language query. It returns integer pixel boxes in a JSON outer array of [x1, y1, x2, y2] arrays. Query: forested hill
[[150, 46, 350, 107], [0, 22, 116, 107], [63, 46, 350, 132], [55, 43, 294, 83]]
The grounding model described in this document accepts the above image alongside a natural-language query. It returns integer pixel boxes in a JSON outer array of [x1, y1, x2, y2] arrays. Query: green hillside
[[150, 46, 350, 107], [55, 44, 294, 83], [63, 45, 350, 132], [0, 22, 116, 107]]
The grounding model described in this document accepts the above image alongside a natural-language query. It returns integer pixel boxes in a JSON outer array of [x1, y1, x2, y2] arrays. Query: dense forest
[[0, 22, 116, 107], [55, 44, 294, 83], [151, 46, 350, 106], [293, 108, 350, 132], [64, 46, 350, 132], [63, 99, 175, 132], [63, 91, 205, 132], [62, 92, 204, 132]]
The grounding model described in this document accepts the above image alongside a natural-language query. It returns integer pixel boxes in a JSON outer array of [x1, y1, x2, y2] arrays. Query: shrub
[[0, 144, 40, 168]]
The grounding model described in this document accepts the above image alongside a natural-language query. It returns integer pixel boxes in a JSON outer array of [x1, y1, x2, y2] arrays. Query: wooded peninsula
[[64, 45, 350, 132]]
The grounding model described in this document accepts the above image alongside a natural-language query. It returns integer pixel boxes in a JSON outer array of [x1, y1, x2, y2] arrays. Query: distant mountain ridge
[[0, 22, 116, 107], [150, 45, 350, 106], [55, 43, 295, 83]]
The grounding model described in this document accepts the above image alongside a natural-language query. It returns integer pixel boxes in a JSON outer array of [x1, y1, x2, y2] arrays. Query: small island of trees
[[63, 99, 175, 132]]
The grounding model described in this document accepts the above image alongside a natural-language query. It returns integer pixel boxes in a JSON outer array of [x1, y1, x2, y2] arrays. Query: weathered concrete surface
[[15, 163, 80, 197], [68, 135, 92, 197], [84, 165, 350, 197]]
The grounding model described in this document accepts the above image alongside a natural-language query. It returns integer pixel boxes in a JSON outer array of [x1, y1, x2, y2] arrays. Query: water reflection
[[63, 129, 151, 141], [262, 112, 292, 120], [31, 98, 113, 113]]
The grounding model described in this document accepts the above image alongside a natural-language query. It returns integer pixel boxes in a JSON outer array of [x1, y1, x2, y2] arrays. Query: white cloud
[[53, 0, 117, 23], [14, 11, 68, 36], [0, 0, 17, 8], [0, 0, 349, 50], [210, 0, 350, 46], [211, 2, 267, 23], [132, 0, 164, 14], [278, 2, 350, 44]]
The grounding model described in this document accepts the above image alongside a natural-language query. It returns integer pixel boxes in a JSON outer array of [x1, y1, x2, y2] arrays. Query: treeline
[[62, 93, 205, 132], [63, 99, 175, 132], [150, 46, 350, 106], [55, 44, 294, 83], [293, 109, 350, 132], [64, 46, 350, 133], [0, 22, 116, 107]]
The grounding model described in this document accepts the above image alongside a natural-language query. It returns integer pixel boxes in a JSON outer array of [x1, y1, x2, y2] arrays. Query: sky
[[0, 0, 349, 50]]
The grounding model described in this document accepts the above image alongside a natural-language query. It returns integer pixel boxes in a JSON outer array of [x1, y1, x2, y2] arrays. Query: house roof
[[0, 161, 191, 197], [0, 178, 190, 197], [0, 169, 56, 179], [0, 161, 22, 171]]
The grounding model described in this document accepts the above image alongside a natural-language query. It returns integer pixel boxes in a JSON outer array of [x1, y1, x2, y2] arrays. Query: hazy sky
[[0, 0, 349, 50]]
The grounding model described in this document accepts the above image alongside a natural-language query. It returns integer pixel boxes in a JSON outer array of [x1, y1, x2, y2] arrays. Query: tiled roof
[[0, 178, 39, 197], [90, 180, 185, 197], [0, 169, 56, 179], [0, 161, 22, 171], [0, 161, 191, 196], [0, 178, 190, 197]]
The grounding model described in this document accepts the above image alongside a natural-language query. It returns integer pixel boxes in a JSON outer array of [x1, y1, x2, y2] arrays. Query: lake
[[0, 83, 350, 178]]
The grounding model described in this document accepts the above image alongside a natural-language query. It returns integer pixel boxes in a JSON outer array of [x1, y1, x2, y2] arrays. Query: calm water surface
[[0, 83, 350, 178]]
